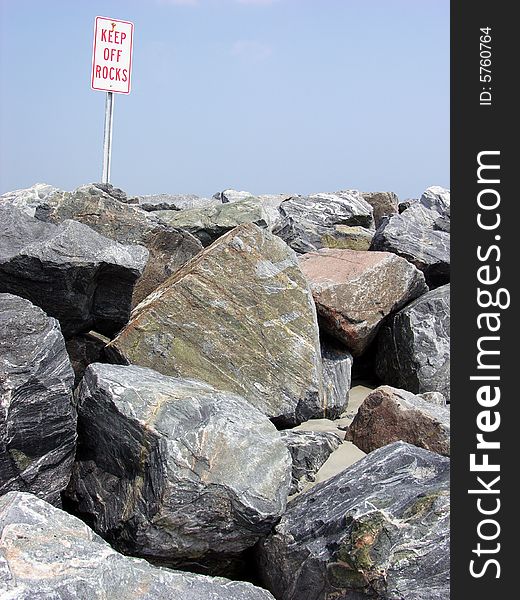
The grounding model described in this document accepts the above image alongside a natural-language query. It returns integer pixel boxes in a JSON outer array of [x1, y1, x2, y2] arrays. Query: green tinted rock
[[156, 198, 269, 246], [108, 223, 325, 426]]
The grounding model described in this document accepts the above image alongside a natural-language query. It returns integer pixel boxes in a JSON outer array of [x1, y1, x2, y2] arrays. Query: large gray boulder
[[155, 197, 270, 246], [376, 284, 450, 401], [299, 249, 428, 356], [257, 441, 450, 600], [41, 184, 203, 306], [0, 205, 147, 338], [0, 294, 76, 505], [280, 430, 342, 494], [0, 491, 276, 600], [371, 186, 450, 288], [65, 363, 291, 574], [107, 223, 325, 427], [347, 385, 450, 456], [273, 191, 374, 254]]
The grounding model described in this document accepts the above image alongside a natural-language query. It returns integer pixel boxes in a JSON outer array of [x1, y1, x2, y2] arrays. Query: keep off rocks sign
[[91, 16, 134, 94]]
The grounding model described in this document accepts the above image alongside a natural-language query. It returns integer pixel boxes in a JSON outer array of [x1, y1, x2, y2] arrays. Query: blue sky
[[0, 0, 449, 199]]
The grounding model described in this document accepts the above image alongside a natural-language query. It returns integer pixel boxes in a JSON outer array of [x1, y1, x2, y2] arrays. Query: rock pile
[[0, 181, 450, 599]]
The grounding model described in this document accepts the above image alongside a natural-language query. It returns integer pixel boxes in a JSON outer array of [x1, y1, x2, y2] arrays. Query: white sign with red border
[[91, 16, 134, 94]]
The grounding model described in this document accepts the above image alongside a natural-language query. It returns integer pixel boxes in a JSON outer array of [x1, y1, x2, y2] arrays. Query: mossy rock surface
[[108, 223, 325, 426]]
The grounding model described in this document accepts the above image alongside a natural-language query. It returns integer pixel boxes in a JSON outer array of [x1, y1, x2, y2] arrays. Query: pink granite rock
[[347, 385, 450, 456], [299, 248, 427, 355]]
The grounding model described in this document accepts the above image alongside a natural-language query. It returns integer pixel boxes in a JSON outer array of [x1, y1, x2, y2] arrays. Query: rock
[[347, 385, 450, 456], [0, 205, 147, 338], [361, 191, 399, 228], [280, 430, 342, 494], [370, 206, 451, 284], [107, 223, 325, 426], [398, 198, 418, 213], [418, 391, 448, 406], [370, 187, 450, 288], [155, 197, 270, 246], [299, 249, 428, 356], [93, 182, 139, 204], [329, 225, 374, 250], [138, 193, 220, 212], [65, 331, 110, 387], [257, 194, 292, 230], [420, 186, 450, 214], [0, 294, 76, 505], [376, 284, 450, 401], [0, 183, 59, 217], [321, 341, 353, 417], [42, 184, 203, 306], [214, 189, 255, 203], [65, 363, 291, 574], [0, 491, 276, 599], [257, 441, 450, 600], [214, 190, 291, 231], [272, 191, 374, 254], [403, 202, 450, 234]]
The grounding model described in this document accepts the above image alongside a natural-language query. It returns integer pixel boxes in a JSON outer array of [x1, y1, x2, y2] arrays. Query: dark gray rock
[[138, 193, 220, 212], [0, 491, 276, 599], [273, 191, 374, 254], [65, 363, 291, 575], [65, 331, 110, 388], [0, 205, 147, 338], [347, 385, 450, 456], [41, 184, 203, 306], [398, 198, 418, 213], [361, 191, 399, 228], [376, 284, 450, 401], [0, 294, 76, 505], [371, 187, 450, 288], [321, 342, 353, 418], [257, 441, 450, 600], [280, 430, 342, 494]]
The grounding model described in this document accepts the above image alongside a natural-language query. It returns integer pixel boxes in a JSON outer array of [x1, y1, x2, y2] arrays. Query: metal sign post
[[102, 92, 114, 184], [91, 16, 134, 184]]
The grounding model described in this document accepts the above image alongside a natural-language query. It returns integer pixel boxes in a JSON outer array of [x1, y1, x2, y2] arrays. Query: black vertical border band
[[451, 1, 514, 598]]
